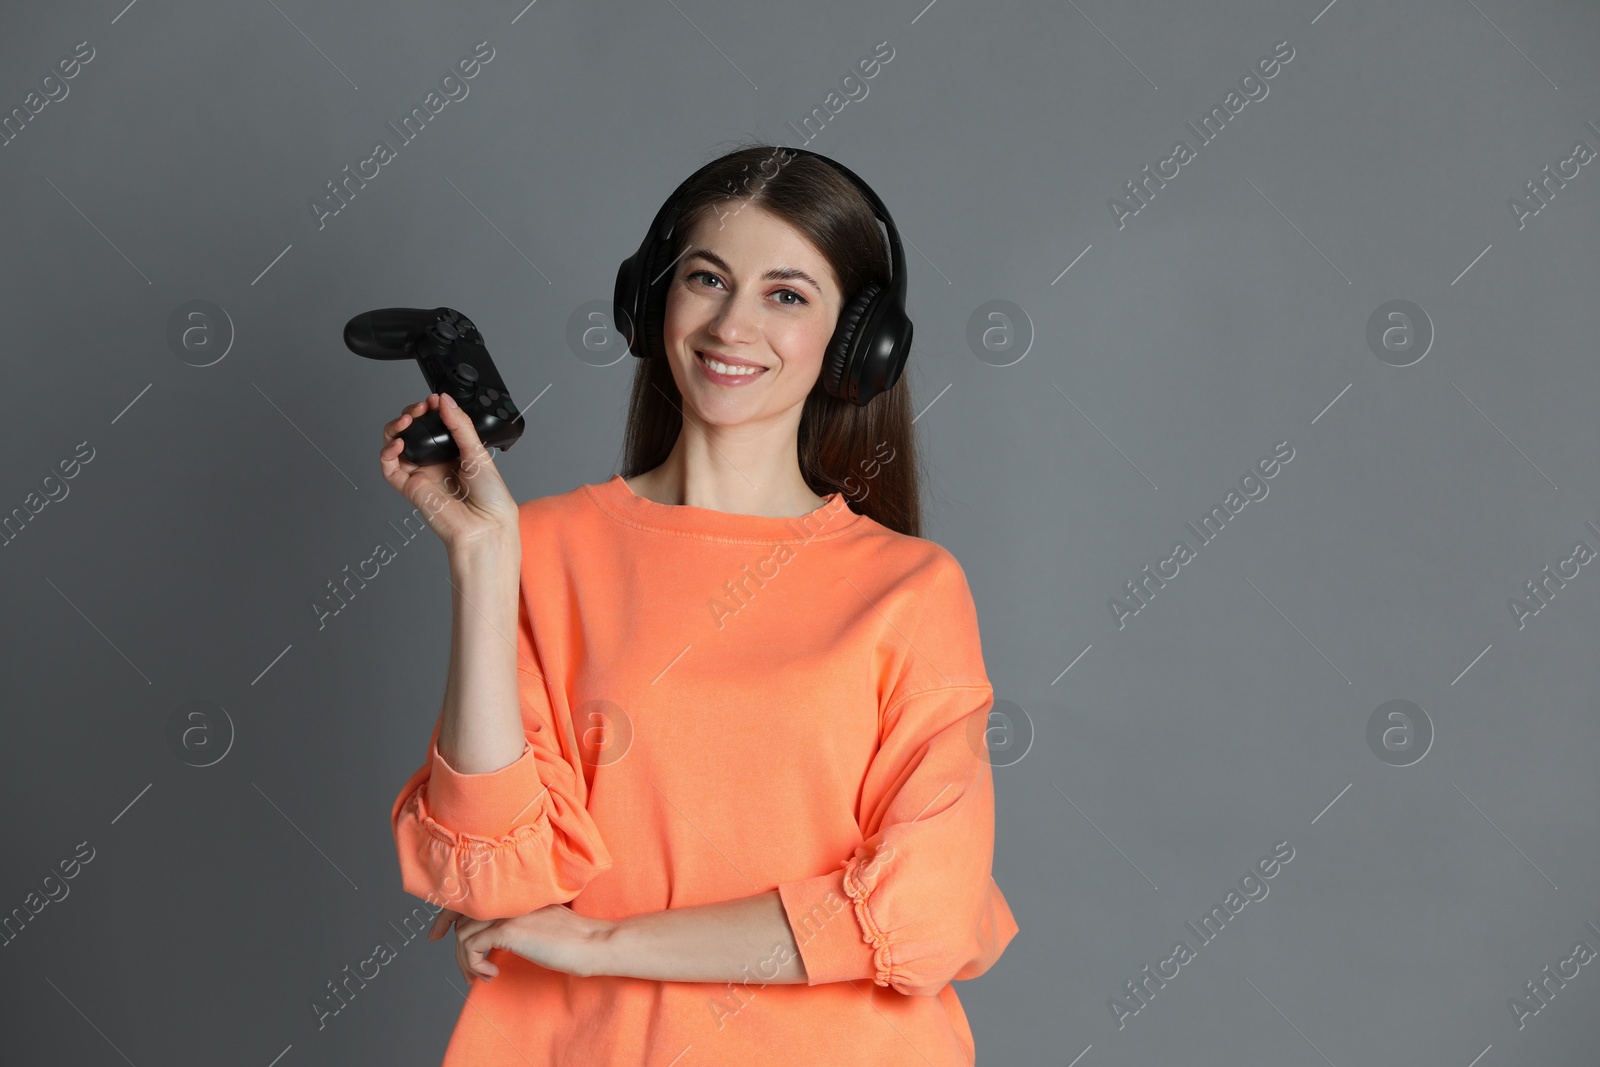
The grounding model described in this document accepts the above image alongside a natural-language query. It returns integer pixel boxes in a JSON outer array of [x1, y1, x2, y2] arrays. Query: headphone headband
[[614, 146, 913, 406]]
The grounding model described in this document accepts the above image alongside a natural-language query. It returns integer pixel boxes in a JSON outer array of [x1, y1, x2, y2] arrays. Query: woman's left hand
[[432, 903, 616, 982]]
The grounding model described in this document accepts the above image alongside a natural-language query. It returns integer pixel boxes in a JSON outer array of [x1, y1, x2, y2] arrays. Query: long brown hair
[[617, 140, 924, 538]]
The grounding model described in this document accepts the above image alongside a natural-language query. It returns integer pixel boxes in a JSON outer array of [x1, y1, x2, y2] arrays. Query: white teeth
[[699, 352, 764, 376]]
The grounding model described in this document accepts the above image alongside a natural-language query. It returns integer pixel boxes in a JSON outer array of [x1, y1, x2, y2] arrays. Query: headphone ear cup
[[860, 307, 911, 404], [883, 318, 911, 392], [614, 253, 645, 358], [640, 287, 665, 363], [638, 240, 681, 363], [826, 283, 881, 400]]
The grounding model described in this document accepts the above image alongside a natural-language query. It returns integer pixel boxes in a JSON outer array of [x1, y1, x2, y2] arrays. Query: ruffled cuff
[[392, 739, 613, 919], [842, 846, 897, 987], [425, 739, 544, 839], [778, 844, 897, 988]]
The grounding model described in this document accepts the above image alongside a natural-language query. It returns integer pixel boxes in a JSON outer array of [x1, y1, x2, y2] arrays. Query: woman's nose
[[706, 294, 760, 343]]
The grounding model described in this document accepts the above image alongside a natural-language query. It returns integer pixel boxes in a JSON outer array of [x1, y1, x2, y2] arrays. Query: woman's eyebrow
[[683, 247, 823, 294]]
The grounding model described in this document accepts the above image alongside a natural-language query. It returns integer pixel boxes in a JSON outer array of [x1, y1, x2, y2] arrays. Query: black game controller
[[344, 306, 526, 466]]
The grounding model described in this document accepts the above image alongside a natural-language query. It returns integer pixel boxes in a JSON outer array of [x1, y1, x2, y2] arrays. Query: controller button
[[433, 320, 460, 342], [452, 362, 480, 383], [484, 387, 500, 401]]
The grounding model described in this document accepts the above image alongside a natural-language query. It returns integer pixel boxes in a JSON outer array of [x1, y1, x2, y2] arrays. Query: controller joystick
[[344, 306, 526, 466]]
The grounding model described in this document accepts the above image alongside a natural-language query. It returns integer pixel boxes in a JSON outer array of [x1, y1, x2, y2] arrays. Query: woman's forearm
[[436, 538, 526, 774], [594, 889, 808, 984]]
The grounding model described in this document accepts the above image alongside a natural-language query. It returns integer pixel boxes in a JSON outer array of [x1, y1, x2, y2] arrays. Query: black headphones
[[613, 147, 912, 407]]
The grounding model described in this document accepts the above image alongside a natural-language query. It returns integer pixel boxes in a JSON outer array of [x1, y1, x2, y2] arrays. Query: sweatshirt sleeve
[[390, 567, 612, 921], [776, 550, 1020, 996]]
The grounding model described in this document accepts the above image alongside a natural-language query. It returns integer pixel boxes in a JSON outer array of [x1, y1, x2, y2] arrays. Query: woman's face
[[659, 201, 842, 429]]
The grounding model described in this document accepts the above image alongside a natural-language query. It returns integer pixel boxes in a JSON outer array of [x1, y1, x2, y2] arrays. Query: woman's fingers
[[457, 920, 502, 981], [427, 908, 474, 982], [430, 910, 497, 983], [428, 907, 460, 941], [382, 397, 433, 445], [436, 393, 519, 525], [378, 397, 439, 488], [377, 392, 515, 546], [456, 939, 489, 983], [437, 393, 494, 477]]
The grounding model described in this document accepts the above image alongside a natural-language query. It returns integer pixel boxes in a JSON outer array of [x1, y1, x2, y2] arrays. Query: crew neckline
[[583, 473, 864, 543]]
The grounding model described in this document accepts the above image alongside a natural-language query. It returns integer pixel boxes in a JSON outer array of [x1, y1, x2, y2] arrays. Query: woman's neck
[[624, 443, 827, 519]]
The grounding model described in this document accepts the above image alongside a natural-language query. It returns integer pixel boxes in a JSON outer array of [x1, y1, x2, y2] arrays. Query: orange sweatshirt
[[391, 473, 1019, 1066]]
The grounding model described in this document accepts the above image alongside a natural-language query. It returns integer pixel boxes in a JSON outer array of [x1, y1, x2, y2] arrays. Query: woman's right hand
[[429, 907, 496, 984], [380, 393, 520, 557]]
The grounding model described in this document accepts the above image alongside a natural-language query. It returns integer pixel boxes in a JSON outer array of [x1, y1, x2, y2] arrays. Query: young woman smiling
[[384, 144, 1018, 1066]]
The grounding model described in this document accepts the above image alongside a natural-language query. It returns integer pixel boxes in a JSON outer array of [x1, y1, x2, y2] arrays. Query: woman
[[384, 144, 1019, 1066]]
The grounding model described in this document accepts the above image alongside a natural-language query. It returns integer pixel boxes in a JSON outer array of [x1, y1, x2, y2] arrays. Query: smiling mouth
[[696, 351, 768, 376]]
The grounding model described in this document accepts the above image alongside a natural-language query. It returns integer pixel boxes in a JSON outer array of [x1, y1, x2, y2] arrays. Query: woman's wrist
[[447, 529, 522, 577], [588, 915, 636, 979], [584, 915, 626, 978]]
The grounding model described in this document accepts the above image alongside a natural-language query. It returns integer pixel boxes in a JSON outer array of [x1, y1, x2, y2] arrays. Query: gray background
[[2, 0, 1598, 1064]]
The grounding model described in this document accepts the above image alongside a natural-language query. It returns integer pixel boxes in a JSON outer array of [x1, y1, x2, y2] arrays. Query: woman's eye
[[687, 271, 807, 307]]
